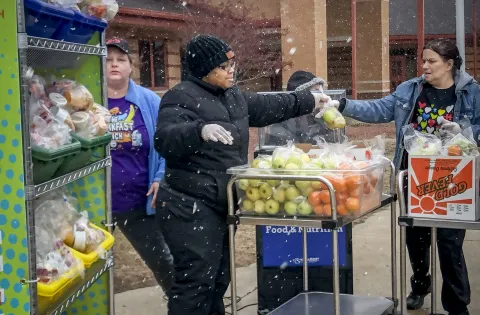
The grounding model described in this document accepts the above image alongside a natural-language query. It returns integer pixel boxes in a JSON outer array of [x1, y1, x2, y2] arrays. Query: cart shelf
[[233, 194, 394, 229], [32, 157, 111, 198], [398, 216, 480, 230], [23, 35, 106, 68], [268, 292, 394, 315], [40, 255, 113, 315]]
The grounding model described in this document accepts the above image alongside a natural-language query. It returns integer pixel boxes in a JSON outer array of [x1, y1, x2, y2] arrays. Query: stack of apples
[[237, 147, 381, 217]]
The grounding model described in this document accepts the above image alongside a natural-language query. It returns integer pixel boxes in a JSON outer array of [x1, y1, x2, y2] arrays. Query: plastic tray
[[68, 223, 114, 268], [55, 133, 112, 175], [53, 10, 108, 44], [37, 256, 84, 314], [32, 138, 81, 184], [24, 0, 74, 39], [228, 161, 388, 218]]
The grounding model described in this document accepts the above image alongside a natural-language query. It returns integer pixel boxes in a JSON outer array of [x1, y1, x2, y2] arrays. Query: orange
[[349, 187, 362, 198], [313, 205, 324, 215], [336, 192, 348, 203], [322, 204, 332, 216], [363, 183, 374, 195], [448, 144, 462, 156], [354, 161, 369, 169], [319, 190, 331, 204], [346, 175, 362, 190], [346, 197, 360, 212], [330, 177, 347, 193], [369, 174, 378, 187], [308, 191, 322, 206], [336, 204, 349, 216], [338, 162, 353, 170]]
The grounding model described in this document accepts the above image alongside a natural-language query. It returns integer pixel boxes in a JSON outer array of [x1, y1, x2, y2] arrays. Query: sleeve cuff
[[338, 98, 347, 113]]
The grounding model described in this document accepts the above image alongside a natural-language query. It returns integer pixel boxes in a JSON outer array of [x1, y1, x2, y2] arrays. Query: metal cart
[[226, 159, 399, 315], [396, 170, 480, 315]]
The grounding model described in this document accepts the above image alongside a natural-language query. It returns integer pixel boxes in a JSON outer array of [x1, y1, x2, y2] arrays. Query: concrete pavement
[[114, 206, 480, 314]]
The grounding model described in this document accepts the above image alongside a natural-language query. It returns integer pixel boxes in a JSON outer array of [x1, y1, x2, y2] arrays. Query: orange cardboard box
[[408, 156, 480, 221]]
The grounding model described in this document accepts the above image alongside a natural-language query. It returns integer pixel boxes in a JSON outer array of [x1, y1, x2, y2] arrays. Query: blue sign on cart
[[262, 226, 348, 267]]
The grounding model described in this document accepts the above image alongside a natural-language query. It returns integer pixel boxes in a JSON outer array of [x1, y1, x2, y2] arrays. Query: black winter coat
[[154, 77, 315, 215]]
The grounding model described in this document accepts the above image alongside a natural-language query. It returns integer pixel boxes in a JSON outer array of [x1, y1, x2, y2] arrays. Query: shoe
[[448, 310, 469, 315], [406, 291, 429, 310]]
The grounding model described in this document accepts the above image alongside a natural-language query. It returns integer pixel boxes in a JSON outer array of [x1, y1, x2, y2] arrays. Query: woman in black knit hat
[[153, 34, 335, 315]]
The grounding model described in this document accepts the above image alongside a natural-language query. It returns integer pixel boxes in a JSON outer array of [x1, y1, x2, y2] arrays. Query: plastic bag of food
[[36, 227, 84, 283], [70, 211, 106, 254], [80, 0, 119, 20], [271, 140, 310, 169], [64, 83, 94, 112], [441, 126, 479, 156], [402, 124, 442, 156]]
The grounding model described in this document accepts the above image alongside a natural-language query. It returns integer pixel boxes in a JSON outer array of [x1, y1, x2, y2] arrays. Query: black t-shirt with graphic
[[411, 83, 456, 135], [401, 83, 456, 169]]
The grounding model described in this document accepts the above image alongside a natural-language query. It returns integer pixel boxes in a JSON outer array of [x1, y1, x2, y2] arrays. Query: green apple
[[265, 199, 280, 215], [297, 200, 313, 215], [285, 163, 300, 170], [279, 180, 291, 186], [254, 200, 265, 214], [272, 157, 286, 169], [242, 199, 254, 211], [285, 186, 300, 201], [266, 180, 280, 187], [238, 179, 249, 191], [312, 159, 324, 169], [295, 181, 311, 191], [251, 159, 262, 168], [259, 183, 273, 199], [301, 186, 314, 197], [323, 157, 337, 169], [273, 187, 286, 203], [287, 155, 303, 167], [246, 187, 261, 201], [301, 154, 310, 163], [257, 160, 272, 169], [323, 107, 337, 124], [284, 201, 298, 215], [333, 116, 346, 129], [311, 181, 323, 190], [249, 179, 263, 187]]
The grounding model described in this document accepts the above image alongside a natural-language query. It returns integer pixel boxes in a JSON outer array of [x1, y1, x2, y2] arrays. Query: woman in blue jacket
[[106, 38, 173, 297], [339, 39, 476, 315]]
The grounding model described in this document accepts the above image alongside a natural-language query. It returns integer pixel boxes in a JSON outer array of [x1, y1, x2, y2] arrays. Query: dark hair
[[423, 39, 463, 71]]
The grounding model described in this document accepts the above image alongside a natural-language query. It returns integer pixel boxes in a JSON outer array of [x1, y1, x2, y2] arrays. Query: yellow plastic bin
[[37, 258, 85, 314], [69, 223, 114, 268]]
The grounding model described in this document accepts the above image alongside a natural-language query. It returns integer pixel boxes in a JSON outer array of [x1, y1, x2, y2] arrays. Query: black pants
[[403, 181, 470, 313], [156, 185, 230, 315], [113, 209, 175, 297]]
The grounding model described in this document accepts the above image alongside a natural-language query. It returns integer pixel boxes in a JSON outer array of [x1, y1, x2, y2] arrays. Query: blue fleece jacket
[[123, 79, 165, 215]]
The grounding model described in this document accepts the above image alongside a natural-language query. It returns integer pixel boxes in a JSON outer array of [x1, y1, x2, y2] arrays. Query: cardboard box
[[408, 156, 480, 221]]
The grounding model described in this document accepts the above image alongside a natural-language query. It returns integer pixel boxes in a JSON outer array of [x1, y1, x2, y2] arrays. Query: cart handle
[[227, 174, 338, 221], [397, 170, 408, 216]]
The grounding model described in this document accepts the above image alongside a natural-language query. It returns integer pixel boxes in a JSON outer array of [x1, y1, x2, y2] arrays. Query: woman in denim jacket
[[338, 39, 479, 315]]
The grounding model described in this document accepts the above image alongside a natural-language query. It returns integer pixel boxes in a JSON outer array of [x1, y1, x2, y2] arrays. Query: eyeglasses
[[219, 61, 236, 71]]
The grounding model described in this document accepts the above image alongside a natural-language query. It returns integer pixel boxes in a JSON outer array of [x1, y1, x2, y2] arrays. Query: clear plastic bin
[[227, 160, 387, 219], [68, 223, 114, 268], [257, 89, 347, 151]]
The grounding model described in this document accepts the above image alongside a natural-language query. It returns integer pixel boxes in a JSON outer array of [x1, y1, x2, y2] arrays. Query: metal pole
[[417, 0, 425, 76], [389, 163, 398, 312], [351, 0, 357, 99], [431, 228, 438, 314], [303, 228, 309, 291], [457, 0, 466, 72], [473, 0, 477, 79], [227, 178, 238, 315], [329, 185, 340, 315], [397, 170, 408, 315]]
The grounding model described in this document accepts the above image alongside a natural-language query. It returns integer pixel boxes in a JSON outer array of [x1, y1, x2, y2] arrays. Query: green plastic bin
[[32, 138, 82, 185], [55, 133, 112, 176]]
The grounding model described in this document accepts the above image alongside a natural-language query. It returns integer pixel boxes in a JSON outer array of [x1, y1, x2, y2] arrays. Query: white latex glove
[[201, 124, 233, 145], [312, 93, 339, 112], [438, 117, 461, 136]]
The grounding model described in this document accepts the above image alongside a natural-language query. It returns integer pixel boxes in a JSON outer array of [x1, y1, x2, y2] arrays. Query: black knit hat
[[186, 34, 234, 78], [287, 70, 325, 91]]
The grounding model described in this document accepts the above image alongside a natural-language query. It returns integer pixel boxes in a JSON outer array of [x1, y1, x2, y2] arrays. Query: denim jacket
[[124, 79, 165, 215], [342, 71, 480, 171]]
